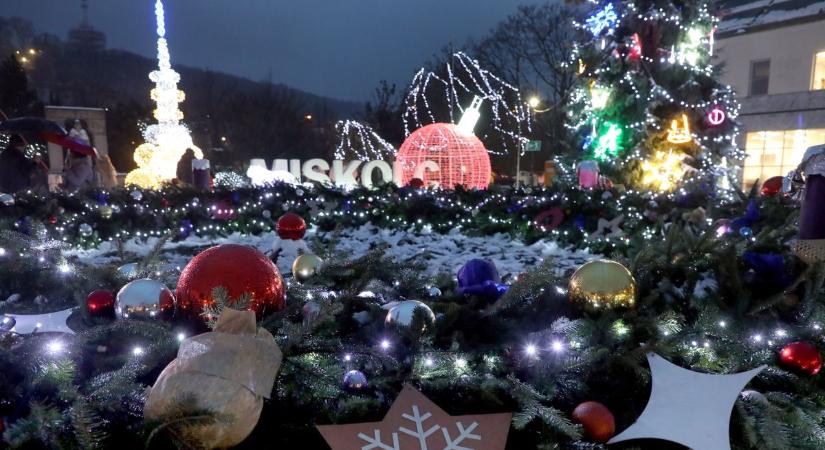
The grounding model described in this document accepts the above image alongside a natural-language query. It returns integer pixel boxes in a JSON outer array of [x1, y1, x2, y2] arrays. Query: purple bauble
[[457, 259, 508, 301]]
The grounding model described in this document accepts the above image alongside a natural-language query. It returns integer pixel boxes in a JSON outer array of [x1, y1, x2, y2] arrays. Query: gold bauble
[[292, 253, 323, 283], [569, 259, 636, 309], [99, 205, 113, 220]]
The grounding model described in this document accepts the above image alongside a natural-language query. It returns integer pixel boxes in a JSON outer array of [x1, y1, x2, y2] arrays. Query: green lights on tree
[[592, 122, 623, 160]]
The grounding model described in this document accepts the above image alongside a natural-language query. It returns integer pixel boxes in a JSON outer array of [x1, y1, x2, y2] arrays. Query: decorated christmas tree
[[567, 0, 743, 194]]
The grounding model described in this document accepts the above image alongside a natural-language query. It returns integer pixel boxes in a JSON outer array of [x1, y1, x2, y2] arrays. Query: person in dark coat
[[176, 148, 196, 185], [0, 134, 40, 193]]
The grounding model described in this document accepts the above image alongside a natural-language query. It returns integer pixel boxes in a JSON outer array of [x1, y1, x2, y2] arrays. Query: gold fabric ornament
[[144, 309, 282, 449], [292, 253, 323, 283], [569, 259, 636, 309]]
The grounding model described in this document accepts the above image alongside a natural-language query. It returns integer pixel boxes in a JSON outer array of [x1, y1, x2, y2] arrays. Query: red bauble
[[761, 176, 784, 196], [572, 401, 615, 443], [779, 341, 822, 375], [408, 178, 425, 189], [86, 289, 116, 317], [396, 123, 491, 190], [176, 244, 285, 323], [276, 212, 307, 240]]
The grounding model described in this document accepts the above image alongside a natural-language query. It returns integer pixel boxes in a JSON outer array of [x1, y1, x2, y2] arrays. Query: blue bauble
[[457, 259, 508, 301], [342, 369, 368, 391]]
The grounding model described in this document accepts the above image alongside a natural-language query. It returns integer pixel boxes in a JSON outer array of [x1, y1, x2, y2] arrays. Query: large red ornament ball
[[761, 176, 784, 196], [176, 244, 285, 322], [396, 123, 491, 190], [276, 212, 307, 240], [779, 341, 822, 375], [86, 289, 115, 317], [571, 401, 615, 443]]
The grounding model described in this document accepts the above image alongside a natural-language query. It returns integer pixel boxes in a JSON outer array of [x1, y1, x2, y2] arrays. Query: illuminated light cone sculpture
[[395, 97, 491, 190], [125, 0, 203, 189]]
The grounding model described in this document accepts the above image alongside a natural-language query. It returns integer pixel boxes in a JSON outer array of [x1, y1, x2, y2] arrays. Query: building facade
[[715, 0, 825, 187]]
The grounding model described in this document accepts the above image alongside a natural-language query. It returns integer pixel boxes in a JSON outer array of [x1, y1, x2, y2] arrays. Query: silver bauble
[[342, 369, 368, 390], [116, 279, 175, 319], [79, 223, 93, 237], [130, 190, 143, 201], [117, 262, 141, 279], [0, 193, 14, 206], [385, 300, 435, 332]]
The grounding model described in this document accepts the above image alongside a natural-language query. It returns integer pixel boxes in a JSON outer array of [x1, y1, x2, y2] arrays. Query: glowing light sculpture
[[584, 3, 618, 37], [641, 151, 686, 191], [125, 0, 202, 189], [666, 114, 693, 144], [592, 122, 623, 161], [396, 102, 490, 190]]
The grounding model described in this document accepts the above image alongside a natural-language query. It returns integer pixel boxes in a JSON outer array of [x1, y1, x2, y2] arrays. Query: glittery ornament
[[0, 193, 14, 206], [276, 212, 307, 240], [176, 244, 285, 323], [569, 259, 636, 309], [130, 190, 143, 201], [342, 370, 368, 391], [116, 279, 175, 320], [86, 289, 116, 317], [779, 341, 822, 375]]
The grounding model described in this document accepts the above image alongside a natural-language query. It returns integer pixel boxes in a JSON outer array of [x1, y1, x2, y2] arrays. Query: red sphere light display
[[779, 341, 822, 375], [276, 212, 307, 240], [396, 123, 491, 190], [571, 401, 616, 443], [175, 244, 285, 323]]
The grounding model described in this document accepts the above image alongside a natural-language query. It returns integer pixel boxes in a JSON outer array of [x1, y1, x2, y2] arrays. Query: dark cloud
[[3, 0, 545, 101]]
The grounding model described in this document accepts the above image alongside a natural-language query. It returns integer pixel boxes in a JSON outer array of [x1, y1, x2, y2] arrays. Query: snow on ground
[[67, 224, 594, 278]]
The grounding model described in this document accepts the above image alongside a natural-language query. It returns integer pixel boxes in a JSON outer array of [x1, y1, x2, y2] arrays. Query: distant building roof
[[717, 0, 825, 36]]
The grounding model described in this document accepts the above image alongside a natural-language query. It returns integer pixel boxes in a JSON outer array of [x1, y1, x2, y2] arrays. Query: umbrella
[[0, 117, 66, 136], [39, 132, 97, 157]]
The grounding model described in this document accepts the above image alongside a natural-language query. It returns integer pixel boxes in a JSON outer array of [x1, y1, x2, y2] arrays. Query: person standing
[[0, 134, 42, 193], [63, 120, 95, 190]]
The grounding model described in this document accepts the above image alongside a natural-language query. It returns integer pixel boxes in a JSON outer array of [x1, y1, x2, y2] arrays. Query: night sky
[[2, 0, 545, 101]]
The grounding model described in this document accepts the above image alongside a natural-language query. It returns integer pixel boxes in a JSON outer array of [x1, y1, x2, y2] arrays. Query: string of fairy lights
[[402, 52, 532, 156], [333, 120, 396, 161], [567, 0, 744, 199]]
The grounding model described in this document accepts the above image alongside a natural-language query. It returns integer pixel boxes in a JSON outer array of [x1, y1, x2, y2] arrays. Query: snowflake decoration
[[318, 385, 511, 450]]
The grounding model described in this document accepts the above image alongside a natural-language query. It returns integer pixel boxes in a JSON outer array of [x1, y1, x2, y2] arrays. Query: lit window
[[743, 128, 825, 187], [813, 51, 825, 90], [749, 60, 770, 96]]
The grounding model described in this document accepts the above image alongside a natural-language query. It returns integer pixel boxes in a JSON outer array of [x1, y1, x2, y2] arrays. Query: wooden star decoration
[[608, 353, 765, 450], [317, 385, 512, 450]]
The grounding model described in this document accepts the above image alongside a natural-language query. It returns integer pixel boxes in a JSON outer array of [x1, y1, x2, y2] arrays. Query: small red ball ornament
[[175, 244, 285, 323], [761, 176, 784, 196], [276, 212, 307, 240], [86, 289, 116, 317], [779, 341, 822, 375], [408, 178, 425, 189], [572, 401, 615, 443]]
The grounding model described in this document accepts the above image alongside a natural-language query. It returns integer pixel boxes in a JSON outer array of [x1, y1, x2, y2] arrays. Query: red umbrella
[[39, 132, 97, 157]]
